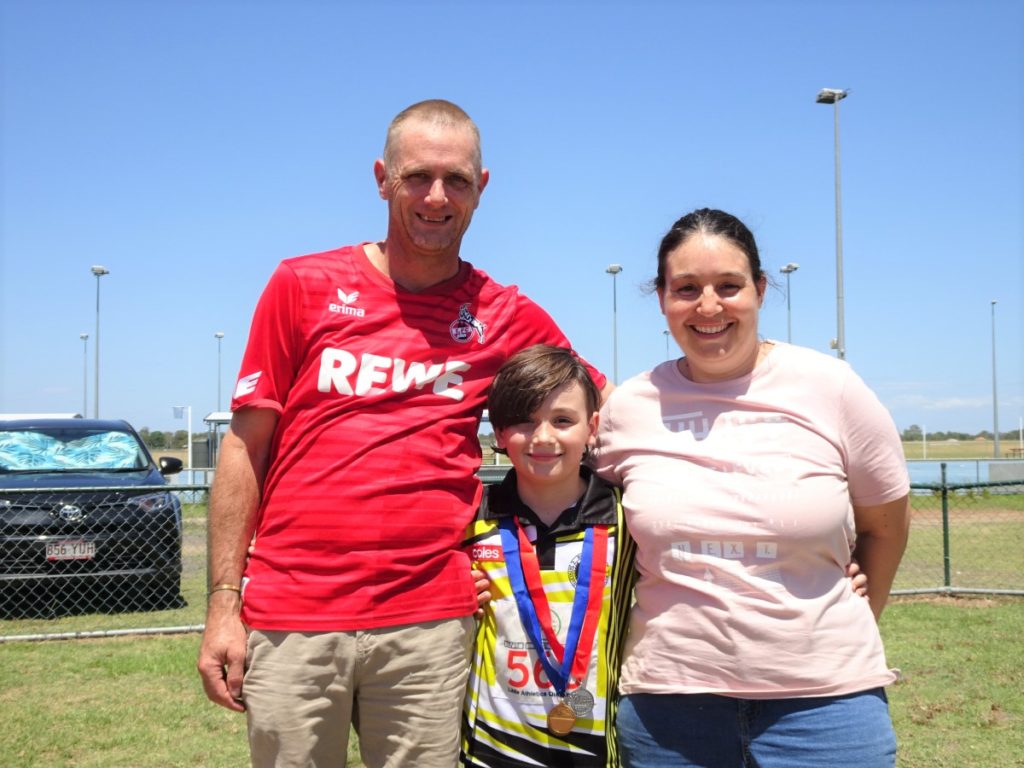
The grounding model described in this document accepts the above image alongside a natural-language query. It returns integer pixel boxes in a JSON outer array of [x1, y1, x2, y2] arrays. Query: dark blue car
[[0, 418, 184, 617]]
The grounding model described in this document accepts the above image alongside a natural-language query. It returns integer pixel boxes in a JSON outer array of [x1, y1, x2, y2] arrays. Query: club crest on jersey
[[568, 554, 582, 587], [329, 288, 365, 317], [450, 304, 486, 344]]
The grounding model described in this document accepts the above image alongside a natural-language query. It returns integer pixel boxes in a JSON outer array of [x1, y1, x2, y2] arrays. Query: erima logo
[[471, 544, 503, 562], [450, 304, 486, 344], [234, 371, 262, 398], [329, 288, 365, 317]]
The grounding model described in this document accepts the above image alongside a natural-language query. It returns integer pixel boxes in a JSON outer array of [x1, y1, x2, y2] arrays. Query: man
[[197, 99, 609, 768]]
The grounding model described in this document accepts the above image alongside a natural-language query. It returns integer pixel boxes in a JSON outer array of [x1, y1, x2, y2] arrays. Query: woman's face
[[658, 232, 767, 383]]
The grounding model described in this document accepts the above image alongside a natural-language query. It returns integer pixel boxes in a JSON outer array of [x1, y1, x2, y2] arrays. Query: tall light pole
[[816, 87, 848, 359], [663, 329, 670, 360], [991, 300, 1000, 458], [79, 333, 89, 416], [779, 263, 799, 343], [90, 266, 109, 418], [605, 265, 622, 384], [214, 331, 225, 411]]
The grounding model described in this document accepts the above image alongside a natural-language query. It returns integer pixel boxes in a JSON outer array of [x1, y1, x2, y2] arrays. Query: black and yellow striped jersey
[[461, 467, 636, 767]]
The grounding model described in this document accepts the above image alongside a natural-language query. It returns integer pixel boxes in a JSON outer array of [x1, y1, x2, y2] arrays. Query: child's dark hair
[[488, 345, 601, 433]]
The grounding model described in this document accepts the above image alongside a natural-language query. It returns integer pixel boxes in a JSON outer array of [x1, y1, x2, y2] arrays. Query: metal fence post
[[940, 462, 951, 588]]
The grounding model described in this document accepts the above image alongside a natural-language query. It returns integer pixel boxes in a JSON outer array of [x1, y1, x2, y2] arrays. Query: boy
[[461, 345, 635, 767]]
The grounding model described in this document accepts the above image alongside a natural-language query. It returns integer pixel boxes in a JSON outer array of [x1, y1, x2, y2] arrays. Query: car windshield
[[0, 429, 149, 471]]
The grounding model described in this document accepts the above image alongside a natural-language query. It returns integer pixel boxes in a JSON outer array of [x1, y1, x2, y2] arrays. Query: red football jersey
[[232, 244, 606, 631]]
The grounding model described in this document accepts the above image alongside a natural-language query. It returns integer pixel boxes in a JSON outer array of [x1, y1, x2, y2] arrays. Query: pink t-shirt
[[594, 343, 908, 698]]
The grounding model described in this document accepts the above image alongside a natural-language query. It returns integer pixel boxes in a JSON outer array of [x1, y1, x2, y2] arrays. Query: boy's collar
[[482, 466, 617, 532]]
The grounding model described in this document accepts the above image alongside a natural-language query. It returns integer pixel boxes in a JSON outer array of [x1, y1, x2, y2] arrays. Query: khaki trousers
[[244, 616, 474, 768]]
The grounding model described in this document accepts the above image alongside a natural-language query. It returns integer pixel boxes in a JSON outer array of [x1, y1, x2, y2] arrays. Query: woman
[[595, 208, 910, 768]]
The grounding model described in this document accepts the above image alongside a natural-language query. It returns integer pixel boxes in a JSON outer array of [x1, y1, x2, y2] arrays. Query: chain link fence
[[894, 472, 1024, 596], [1, 484, 210, 641], [3, 470, 1021, 642]]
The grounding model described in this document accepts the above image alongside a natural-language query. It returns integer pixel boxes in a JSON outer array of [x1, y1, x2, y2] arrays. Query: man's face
[[375, 120, 489, 261]]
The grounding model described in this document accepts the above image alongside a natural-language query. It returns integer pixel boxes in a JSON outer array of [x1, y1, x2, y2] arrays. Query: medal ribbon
[[499, 517, 608, 695]]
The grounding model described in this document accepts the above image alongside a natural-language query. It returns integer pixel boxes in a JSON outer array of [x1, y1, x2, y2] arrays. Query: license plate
[[46, 540, 96, 561]]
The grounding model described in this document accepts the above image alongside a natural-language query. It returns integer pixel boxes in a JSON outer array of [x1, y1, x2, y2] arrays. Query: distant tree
[[928, 431, 972, 441], [171, 430, 188, 449], [902, 424, 923, 441], [138, 427, 152, 445], [149, 430, 167, 449]]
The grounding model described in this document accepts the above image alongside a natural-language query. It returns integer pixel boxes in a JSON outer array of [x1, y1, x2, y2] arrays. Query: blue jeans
[[617, 690, 896, 768]]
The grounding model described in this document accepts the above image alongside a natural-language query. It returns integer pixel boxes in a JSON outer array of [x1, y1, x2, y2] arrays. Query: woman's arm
[[852, 494, 911, 621]]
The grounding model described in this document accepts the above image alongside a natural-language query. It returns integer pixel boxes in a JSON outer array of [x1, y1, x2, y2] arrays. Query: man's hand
[[472, 567, 492, 619], [197, 592, 248, 712], [197, 407, 278, 712]]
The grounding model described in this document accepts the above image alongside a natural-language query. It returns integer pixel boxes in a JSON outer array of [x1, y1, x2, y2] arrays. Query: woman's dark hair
[[488, 344, 600, 432], [651, 208, 763, 291]]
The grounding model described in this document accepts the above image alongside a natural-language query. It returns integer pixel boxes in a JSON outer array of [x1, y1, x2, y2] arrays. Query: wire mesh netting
[[894, 481, 1024, 595], [1, 486, 209, 638], [2, 476, 1021, 641]]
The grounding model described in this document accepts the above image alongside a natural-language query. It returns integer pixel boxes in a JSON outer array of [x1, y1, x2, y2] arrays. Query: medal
[[547, 701, 577, 736], [500, 518, 609, 737], [564, 687, 595, 718]]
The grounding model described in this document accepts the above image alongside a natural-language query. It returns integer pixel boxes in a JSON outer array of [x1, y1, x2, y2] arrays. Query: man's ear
[[374, 159, 388, 200]]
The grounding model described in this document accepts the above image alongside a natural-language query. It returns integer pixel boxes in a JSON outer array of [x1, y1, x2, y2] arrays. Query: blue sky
[[1, 0, 1021, 438]]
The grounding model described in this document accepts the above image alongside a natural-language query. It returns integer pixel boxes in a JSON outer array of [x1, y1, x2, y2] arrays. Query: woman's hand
[[846, 558, 868, 598], [472, 567, 492, 618]]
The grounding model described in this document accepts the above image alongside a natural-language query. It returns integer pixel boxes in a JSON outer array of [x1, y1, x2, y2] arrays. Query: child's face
[[494, 381, 598, 489]]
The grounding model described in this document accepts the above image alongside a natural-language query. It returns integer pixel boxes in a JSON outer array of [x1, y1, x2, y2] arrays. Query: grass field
[[882, 596, 1024, 767], [1, 596, 1020, 767], [901, 438, 1023, 461], [0, 443, 1014, 764], [892, 490, 1024, 593]]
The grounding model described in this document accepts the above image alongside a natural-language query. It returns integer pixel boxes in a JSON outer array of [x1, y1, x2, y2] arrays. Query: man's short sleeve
[[507, 293, 608, 392], [230, 262, 303, 414]]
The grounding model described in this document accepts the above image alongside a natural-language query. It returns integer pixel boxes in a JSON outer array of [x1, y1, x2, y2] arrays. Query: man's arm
[[851, 494, 910, 621], [196, 407, 279, 712]]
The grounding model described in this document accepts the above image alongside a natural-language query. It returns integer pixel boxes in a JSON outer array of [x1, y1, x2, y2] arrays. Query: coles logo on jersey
[[329, 288, 366, 318], [471, 542, 504, 563], [450, 304, 486, 344], [234, 371, 262, 399]]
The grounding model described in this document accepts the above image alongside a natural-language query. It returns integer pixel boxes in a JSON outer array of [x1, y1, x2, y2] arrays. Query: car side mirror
[[159, 457, 184, 475]]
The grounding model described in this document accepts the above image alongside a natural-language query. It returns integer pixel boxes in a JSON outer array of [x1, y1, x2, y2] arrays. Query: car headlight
[[129, 492, 175, 513]]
